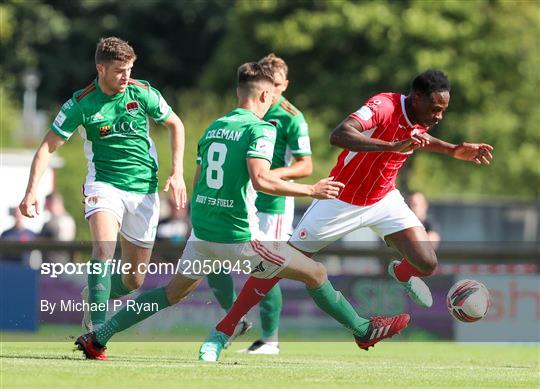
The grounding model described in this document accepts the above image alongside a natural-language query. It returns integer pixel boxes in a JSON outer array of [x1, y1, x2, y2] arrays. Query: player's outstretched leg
[[200, 243, 411, 362], [206, 272, 253, 348], [238, 284, 282, 355], [76, 275, 201, 359], [353, 314, 410, 350], [199, 276, 280, 362], [275, 244, 410, 351], [385, 227, 437, 308], [199, 329, 230, 362], [388, 259, 433, 308]]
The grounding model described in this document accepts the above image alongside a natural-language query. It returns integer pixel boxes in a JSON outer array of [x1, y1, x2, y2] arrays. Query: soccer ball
[[447, 279, 490, 322]]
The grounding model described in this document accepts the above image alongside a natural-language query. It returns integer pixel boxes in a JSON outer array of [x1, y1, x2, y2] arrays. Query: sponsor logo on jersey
[[126, 101, 139, 116], [100, 125, 111, 137], [91, 112, 105, 122], [251, 261, 266, 274], [356, 105, 374, 121], [54, 111, 67, 127], [99, 120, 138, 138]]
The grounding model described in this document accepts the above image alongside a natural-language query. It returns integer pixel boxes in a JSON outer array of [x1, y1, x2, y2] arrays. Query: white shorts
[[257, 196, 294, 241], [290, 189, 423, 253], [83, 181, 160, 248], [177, 232, 293, 279]]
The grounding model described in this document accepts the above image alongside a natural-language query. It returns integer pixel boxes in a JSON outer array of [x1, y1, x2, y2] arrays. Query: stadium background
[[0, 0, 538, 388]]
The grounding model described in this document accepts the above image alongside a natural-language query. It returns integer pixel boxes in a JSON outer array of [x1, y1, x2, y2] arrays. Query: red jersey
[[330, 93, 429, 206]]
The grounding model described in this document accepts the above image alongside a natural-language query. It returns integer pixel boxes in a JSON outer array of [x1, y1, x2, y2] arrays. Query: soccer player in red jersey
[[200, 70, 493, 357]]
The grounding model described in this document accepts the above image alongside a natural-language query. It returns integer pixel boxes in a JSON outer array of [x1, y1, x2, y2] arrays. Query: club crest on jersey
[[298, 228, 308, 240], [126, 101, 139, 116], [268, 119, 279, 127], [85, 195, 98, 207]]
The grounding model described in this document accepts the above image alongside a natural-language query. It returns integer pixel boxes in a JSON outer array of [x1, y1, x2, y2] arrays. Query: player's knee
[[92, 243, 115, 261], [305, 262, 327, 288]]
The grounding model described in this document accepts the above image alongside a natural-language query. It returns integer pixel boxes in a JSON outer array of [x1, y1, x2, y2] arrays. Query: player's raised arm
[[162, 111, 187, 209], [420, 133, 493, 165], [19, 130, 67, 217], [247, 157, 343, 199], [330, 117, 425, 153]]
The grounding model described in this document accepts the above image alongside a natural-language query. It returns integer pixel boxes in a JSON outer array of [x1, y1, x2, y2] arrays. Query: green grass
[[1, 341, 538, 388]]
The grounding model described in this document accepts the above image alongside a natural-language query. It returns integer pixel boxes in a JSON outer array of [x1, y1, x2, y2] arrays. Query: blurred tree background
[[1, 0, 538, 239]]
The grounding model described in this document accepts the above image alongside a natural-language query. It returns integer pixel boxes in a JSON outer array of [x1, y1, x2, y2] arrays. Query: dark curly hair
[[411, 70, 451, 95]]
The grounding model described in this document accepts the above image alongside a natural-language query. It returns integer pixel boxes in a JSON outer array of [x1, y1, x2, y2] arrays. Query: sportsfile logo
[[40, 259, 253, 279]]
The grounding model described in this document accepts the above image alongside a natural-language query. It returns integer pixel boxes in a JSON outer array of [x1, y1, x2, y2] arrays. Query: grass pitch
[[1, 340, 538, 388]]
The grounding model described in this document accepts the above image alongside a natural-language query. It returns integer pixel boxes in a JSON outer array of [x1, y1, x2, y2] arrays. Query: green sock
[[307, 280, 370, 337], [260, 283, 282, 340], [207, 273, 237, 311], [109, 272, 134, 299], [95, 287, 170, 345], [88, 259, 111, 329]]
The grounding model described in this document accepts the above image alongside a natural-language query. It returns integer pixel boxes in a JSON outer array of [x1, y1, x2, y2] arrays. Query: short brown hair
[[95, 37, 137, 65], [259, 53, 288, 78], [237, 62, 274, 88]]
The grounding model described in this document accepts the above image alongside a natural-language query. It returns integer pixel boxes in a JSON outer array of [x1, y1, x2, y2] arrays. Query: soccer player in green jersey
[[19, 37, 187, 332], [207, 54, 313, 355], [75, 62, 408, 362]]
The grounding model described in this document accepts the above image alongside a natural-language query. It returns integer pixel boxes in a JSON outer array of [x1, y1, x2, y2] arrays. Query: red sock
[[393, 258, 432, 282], [216, 276, 280, 336]]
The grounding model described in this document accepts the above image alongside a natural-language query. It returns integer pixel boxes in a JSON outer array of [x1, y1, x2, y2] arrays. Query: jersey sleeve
[[247, 123, 276, 163], [287, 114, 312, 156], [146, 86, 172, 123], [50, 98, 83, 140], [349, 94, 393, 131]]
